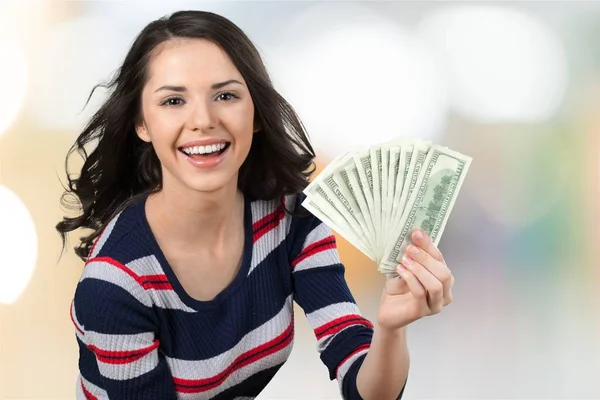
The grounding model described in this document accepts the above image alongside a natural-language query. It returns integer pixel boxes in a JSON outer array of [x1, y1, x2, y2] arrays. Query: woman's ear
[[136, 120, 151, 143]]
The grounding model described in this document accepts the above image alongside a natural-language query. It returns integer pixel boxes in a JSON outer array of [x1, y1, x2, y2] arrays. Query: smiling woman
[[56, 15, 315, 260], [55, 10, 415, 400]]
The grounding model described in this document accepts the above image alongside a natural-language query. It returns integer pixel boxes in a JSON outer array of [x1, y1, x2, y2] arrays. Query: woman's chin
[[182, 173, 238, 195]]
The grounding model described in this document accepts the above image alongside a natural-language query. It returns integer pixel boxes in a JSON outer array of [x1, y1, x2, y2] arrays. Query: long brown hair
[[56, 10, 315, 261]]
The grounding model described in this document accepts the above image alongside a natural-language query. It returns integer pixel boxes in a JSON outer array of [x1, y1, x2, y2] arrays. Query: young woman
[[57, 10, 454, 400]]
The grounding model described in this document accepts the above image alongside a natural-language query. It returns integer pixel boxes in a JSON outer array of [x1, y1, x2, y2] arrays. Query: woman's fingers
[[400, 255, 444, 314]]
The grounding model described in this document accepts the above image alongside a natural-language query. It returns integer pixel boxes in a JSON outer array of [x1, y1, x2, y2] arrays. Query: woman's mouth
[[178, 141, 231, 169]]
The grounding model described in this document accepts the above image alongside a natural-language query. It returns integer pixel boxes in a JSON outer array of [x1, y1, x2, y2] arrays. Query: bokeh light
[[267, 3, 448, 160], [27, 16, 130, 131], [0, 185, 38, 304], [418, 5, 569, 123], [468, 126, 571, 230], [0, 38, 28, 136]]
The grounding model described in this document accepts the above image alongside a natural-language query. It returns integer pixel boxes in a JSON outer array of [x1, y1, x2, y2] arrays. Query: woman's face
[[136, 38, 258, 196]]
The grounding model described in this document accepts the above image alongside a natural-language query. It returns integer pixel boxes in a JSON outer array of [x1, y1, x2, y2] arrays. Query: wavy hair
[[56, 10, 315, 261]]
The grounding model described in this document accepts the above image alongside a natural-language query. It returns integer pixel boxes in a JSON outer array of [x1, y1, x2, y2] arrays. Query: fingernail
[[409, 245, 420, 255], [414, 230, 423, 240], [402, 255, 413, 265], [397, 264, 407, 274]]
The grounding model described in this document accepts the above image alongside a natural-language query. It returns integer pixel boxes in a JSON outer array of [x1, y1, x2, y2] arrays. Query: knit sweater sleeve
[[72, 256, 176, 399], [288, 195, 374, 400]]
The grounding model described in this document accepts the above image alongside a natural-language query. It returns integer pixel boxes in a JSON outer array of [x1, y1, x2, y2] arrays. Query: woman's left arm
[[356, 229, 454, 400], [356, 325, 409, 400]]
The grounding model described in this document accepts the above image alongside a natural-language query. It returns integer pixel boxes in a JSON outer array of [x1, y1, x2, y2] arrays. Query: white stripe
[[336, 347, 369, 391], [292, 223, 340, 272], [85, 331, 155, 353], [248, 197, 292, 275], [97, 349, 159, 381], [293, 247, 339, 272], [305, 302, 362, 328], [167, 295, 294, 379], [128, 256, 197, 313], [175, 343, 293, 400], [81, 260, 152, 307], [305, 302, 364, 351], [89, 213, 121, 259], [76, 375, 109, 399], [83, 330, 159, 381]]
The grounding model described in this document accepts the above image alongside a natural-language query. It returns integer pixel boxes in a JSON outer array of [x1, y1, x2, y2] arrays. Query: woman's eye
[[217, 92, 239, 102], [161, 97, 184, 106]]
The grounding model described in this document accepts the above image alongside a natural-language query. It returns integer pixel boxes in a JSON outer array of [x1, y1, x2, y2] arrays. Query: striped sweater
[[70, 193, 378, 399]]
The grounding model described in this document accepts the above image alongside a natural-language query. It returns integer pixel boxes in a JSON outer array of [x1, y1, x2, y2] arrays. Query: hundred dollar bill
[[318, 175, 375, 254], [370, 147, 383, 257], [380, 145, 472, 273], [353, 151, 378, 257], [389, 142, 430, 232], [343, 162, 379, 261], [302, 196, 375, 261], [331, 169, 377, 252], [385, 147, 401, 234]]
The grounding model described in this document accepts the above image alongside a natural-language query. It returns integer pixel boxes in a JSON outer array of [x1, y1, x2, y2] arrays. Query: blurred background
[[0, 1, 599, 399]]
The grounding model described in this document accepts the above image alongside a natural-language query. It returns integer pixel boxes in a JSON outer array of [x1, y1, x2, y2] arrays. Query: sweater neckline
[[133, 193, 254, 311]]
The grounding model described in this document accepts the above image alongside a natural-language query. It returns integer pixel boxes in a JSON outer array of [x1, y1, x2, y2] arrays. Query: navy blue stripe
[[319, 325, 373, 380], [75, 279, 158, 335], [286, 194, 321, 262], [342, 354, 407, 400], [292, 264, 356, 314]]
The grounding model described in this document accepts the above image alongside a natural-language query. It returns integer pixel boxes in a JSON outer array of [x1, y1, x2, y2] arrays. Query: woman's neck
[[146, 179, 245, 251]]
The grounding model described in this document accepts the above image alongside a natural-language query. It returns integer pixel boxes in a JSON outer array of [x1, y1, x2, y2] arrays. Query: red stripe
[[174, 320, 294, 393], [314, 314, 374, 340], [80, 378, 98, 400], [143, 282, 173, 290], [70, 299, 84, 336], [335, 343, 370, 378], [141, 274, 173, 290], [252, 199, 286, 242], [291, 236, 336, 268], [88, 339, 160, 365], [87, 257, 172, 291]]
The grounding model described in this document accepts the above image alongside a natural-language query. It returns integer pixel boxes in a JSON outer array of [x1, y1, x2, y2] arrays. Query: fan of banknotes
[[302, 139, 472, 275]]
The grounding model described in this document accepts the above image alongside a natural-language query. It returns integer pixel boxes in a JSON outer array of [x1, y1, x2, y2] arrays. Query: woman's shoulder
[[86, 196, 154, 263], [247, 192, 313, 228], [73, 198, 160, 318]]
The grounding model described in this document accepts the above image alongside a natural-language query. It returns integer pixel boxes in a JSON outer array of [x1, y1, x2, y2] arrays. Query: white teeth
[[182, 143, 227, 155]]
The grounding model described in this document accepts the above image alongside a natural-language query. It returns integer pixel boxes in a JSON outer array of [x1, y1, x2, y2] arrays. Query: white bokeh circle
[[267, 3, 448, 160], [0, 185, 38, 304], [418, 5, 569, 123], [0, 39, 28, 137]]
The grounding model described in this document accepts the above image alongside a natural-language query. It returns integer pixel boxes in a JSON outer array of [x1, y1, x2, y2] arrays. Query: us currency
[[303, 138, 470, 275], [302, 196, 375, 261], [370, 147, 383, 257], [384, 147, 401, 234], [380, 145, 472, 273], [352, 151, 378, 257], [390, 141, 431, 229]]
